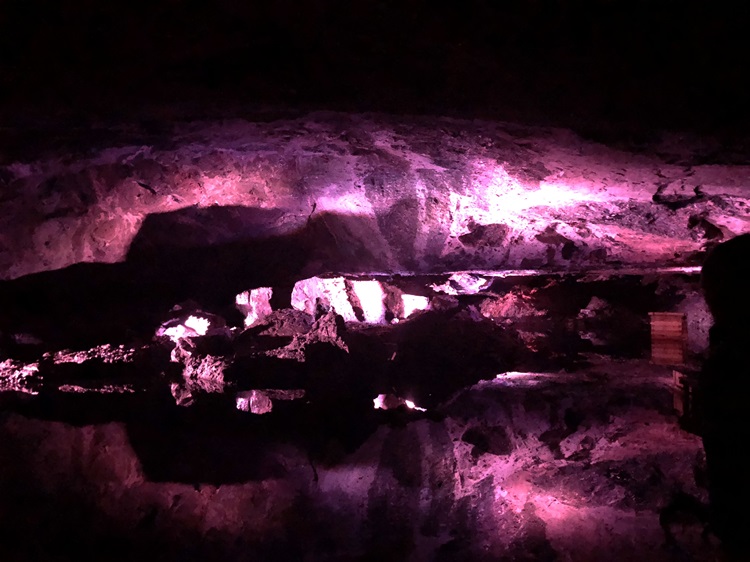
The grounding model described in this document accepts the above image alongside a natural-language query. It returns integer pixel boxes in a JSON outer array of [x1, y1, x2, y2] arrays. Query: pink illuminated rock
[[52, 344, 137, 364], [0, 359, 39, 394], [249, 309, 314, 338], [236, 288, 274, 327], [236, 390, 273, 414], [1, 114, 744, 283], [58, 384, 136, 394], [400, 294, 430, 318], [292, 277, 356, 321], [480, 289, 547, 319], [235, 389, 305, 414], [0, 111, 737, 562], [0, 354, 716, 561], [155, 305, 232, 363], [169, 354, 227, 405], [266, 309, 349, 361], [156, 310, 229, 344], [182, 354, 226, 394], [577, 296, 613, 319], [373, 393, 426, 411], [430, 273, 491, 295], [292, 276, 394, 324], [170, 382, 194, 407]]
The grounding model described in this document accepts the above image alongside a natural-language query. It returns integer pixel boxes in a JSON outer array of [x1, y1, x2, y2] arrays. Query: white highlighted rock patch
[[292, 276, 428, 324], [373, 393, 426, 412], [157, 314, 212, 342], [402, 294, 430, 318], [430, 273, 491, 295], [292, 277, 357, 321], [236, 287, 274, 327], [350, 280, 386, 323]]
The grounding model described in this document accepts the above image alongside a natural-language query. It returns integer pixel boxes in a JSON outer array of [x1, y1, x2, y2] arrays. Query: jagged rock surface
[[0, 113, 746, 281], [0, 111, 737, 562]]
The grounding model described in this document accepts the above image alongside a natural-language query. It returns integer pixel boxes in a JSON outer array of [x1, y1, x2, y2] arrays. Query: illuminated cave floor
[[0, 356, 720, 562]]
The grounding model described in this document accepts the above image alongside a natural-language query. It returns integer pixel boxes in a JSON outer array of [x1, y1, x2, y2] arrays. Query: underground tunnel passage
[[2, 2, 750, 561], [0, 111, 743, 562]]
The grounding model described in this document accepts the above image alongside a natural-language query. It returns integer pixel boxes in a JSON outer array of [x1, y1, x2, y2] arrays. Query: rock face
[[0, 358, 714, 561], [0, 110, 741, 561], [0, 113, 746, 283], [235, 288, 274, 327]]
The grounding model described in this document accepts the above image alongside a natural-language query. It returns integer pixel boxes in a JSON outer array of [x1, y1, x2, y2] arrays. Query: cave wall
[[0, 113, 746, 282]]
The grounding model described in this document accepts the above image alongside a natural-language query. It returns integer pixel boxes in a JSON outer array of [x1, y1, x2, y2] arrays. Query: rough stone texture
[[235, 287, 274, 327], [239, 309, 314, 340], [0, 262, 719, 560], [266, 309, 350, 362], [0, 271, 708, 398], [0, 358, 718, 561], [291, 275, 426, 325], [180, 354, 227, 393], [236, 389, 274, 414], [0, 113, 746, 282], [292, 277, 360, 321], [236, 389, 306, 414], [1, 3, 747, 558], [0, 359, 39, 394], [52, 344, 138, 365], [480, 288, 547, 319], [0, 109, 738, 561]]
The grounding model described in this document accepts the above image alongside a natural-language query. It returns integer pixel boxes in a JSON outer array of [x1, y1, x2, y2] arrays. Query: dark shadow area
[[0, 307, 531, 485], [126, 392, 299, 484], [379, 309, 530, 408], [483, 274, 696, 360], [0, 391, 140, 427], [125, 340, 384, 484], [698, 233, 750, 555], [1, 2, 749, 143], [1, 368, 382, 486], [0, 410, 312, 561], [0, 204, 705, 490], [0, 206, 386, 351]]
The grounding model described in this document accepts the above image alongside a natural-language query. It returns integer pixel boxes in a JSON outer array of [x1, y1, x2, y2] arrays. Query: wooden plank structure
[[649, 312, 687, 366], [649, 312, 701, 433]]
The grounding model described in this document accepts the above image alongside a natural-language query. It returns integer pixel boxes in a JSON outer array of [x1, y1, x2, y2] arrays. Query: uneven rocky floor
[[0, 356, 714, 562]]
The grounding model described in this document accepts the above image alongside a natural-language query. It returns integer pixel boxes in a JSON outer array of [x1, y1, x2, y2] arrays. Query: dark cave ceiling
[[1, 1, 749, 132]]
